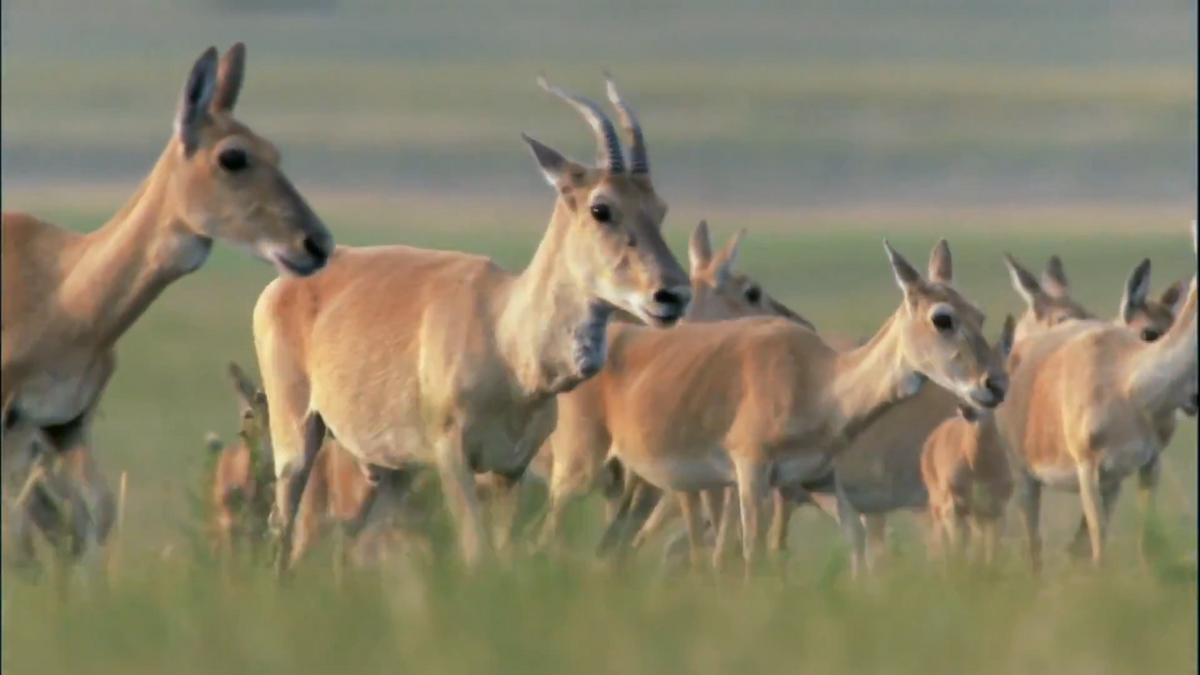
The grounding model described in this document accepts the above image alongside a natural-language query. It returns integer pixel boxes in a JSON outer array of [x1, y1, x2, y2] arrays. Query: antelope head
[[957, 315, 1016, 422], [886, 239, 1006, 411], [522, 73, 691, 327], [1003, 253, 1094, 342], [1116, 259, 1188, 343], [168, 44, 332, 276], [684, 220, 815, 329]]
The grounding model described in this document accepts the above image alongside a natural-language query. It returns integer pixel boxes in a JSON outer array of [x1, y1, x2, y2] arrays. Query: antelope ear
[[711, 228, 747, 286], [1118, 258, 1152, 324], [174, 46, 220, 155], [688, 220, 714, 275], [1003, 253, 1044, 309], [884, 240, 924, 296], [211, 42, 247, 113], [926, 239, 952, 284], [1041, 255, 1070, 297], [1160, 278, 1188, 315], [521, 133, 584, 189]]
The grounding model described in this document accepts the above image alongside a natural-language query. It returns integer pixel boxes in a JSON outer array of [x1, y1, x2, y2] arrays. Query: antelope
[[760, 251, 1189, 571], [207, 362, 274, 564], [998, 222, 1197, 572], [256, 74, 692, 572], [590, 239, 1005, 580], [0, 43, 333, 568], [920, 315, 1016, 567], [530, 219, 815, 555]]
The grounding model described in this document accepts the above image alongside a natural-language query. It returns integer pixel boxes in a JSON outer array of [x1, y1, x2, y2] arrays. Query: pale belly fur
[[13, 352, 107, 427]]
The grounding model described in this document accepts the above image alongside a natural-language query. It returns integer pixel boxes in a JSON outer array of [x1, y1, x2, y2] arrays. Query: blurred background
[[2, 3, 1198, 673], [3, 0, 1196, 206], [0, 0, 1196, 569]]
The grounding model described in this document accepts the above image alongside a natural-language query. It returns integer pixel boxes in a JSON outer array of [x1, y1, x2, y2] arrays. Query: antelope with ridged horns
[[256, 74, 692, 572], [0, 43, 332, 570], [527, 219, 815, 556], [999, 221, 1198, 572], [588, 239, 1005, 581]]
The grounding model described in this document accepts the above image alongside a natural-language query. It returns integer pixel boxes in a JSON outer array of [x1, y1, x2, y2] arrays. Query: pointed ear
[[688, 220, 714, 275], [998, 314, 1016, 360], [1003, 253, 1044, 309], [174, 46, 220, 155], [926, 239, 952, 284], [884, 240, 923, 295], [1041, 255, 1069, 297], [1119, 258, 1152, 324], [1160, 278, 1188, 315], [711, 228, 747, 285], [227, 361, 259, 405], [521, 133, 581, 188], [252, 390, 268, 411], [211, 42, 246, 113]]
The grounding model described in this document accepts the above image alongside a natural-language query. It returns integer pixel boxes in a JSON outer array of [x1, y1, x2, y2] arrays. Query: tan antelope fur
[[0, 44, 332, 569], [208, 363, 274, 564], [529, 220, 815, 555], [586, 239, 1005, 580], [998, 222, 1198, 572], [256, 74, 692, 571], [920, 315, 1016, 567], [764, 251, 1188, 572]]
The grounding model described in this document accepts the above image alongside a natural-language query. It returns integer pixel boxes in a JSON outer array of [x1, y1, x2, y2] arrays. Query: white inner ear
[[537, 167, 562, 188]]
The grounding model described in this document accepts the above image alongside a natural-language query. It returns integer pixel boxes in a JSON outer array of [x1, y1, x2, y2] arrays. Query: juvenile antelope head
[[1003, 253, 1095, 341], [168, 43, 332, 275], [885, 240, 1005, 411], [685, 221, 814, 328], [209, 362, 274, 557], [1005, 253, 1186, 344], [523, 74, 691, 327]]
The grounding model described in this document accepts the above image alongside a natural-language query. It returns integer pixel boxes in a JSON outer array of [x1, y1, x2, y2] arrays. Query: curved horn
[[603, 72, 648, 174], [536, 74, 625, 173]]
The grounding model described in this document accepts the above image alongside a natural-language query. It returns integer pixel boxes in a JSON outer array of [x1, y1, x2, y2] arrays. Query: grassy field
[[2, 2, 1198, 672], [1, 192, 1197, 674]]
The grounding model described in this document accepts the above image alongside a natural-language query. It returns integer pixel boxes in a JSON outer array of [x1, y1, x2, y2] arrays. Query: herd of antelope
[[2, 43, 1197, 589]]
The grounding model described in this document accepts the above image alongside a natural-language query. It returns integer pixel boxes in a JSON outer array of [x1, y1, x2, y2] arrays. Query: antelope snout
[[1183, 391, 1199, 417], [969, 371, 1008, 409], [644, 285, 692, 328]]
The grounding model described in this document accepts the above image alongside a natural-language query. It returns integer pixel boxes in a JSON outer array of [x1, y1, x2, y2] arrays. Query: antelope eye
[[218, 148, 249, 173], [931, 311, 955, 332], [1140, 328, 1161, 342], [590, 203, 612, 223], [745, 286, 762, 303]]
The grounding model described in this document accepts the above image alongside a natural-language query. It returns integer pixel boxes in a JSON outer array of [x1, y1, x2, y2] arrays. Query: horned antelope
[[256, 74, 692, 572], [0, 43, 333, 569], [207, 362, 274, 565], [920, 315, 1016, 567], [998, 222, 1197, 572], [762, 251, 1189, 572], [529, 219, 815, 556], [588, 239, 1004, 581]]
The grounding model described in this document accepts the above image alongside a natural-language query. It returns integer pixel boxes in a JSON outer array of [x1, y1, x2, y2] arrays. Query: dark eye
[[931, 311, 955, 332], [745, 286, 762, 303], [590, 203, 612, 223], [1140, 328, 1161, 342], [218, 148, 249, 173], [1055, 316, 1071, 325]]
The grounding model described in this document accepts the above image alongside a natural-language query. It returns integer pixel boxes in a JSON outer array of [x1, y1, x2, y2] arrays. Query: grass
[[1, 193, 1197, 674]]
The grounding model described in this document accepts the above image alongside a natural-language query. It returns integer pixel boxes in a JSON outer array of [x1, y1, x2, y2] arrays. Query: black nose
[[303, 235, 329, 262], [653, 288, 689, 311], [984, 373, 1008, 404]]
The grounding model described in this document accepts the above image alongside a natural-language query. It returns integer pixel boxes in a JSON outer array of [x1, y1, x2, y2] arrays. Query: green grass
[[2, 196, 1197, 673]]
